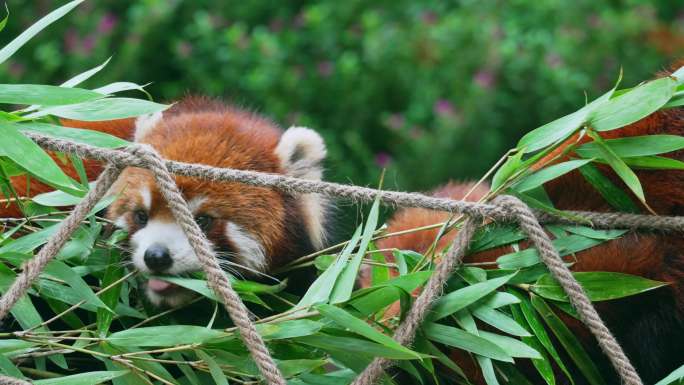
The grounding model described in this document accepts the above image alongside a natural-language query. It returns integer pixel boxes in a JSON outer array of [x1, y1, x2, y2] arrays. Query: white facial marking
[[226, 222, 267, 272], [134, 111, 163, 142], [114, 215, 129, 231], [188, 196, 207, 213], [131, 220, 206, 274], [140, 186, 152, 211]]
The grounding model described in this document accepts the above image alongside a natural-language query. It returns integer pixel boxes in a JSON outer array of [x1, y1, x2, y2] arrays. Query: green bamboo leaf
[[331, 196, 380, 303], [428, 274, 515, 321], [370, 248, 390, 285], [578, 163, 639, 213], [478, 331, 541, 359], [513, 159, 593, 193], [297, 225, 362, 308], [518, 86, 616, 153], [26, 97, 169, 121], [196, 351, 229, 385], [590, 77, 677, 131], [622, 155, 684, 170], [497, 231, 626, 269], [509, 298, 556, 385], [316, 304, 422, 358], [587, 130, 646, 203], [18, 122, 129, 148], [472, 304, 531, 337], [33, 371, 128, 385], [0, 5, 8, 33], [257, 319, 323, 340], [0, 84, 103, 106], [476, 355, 501, 385], [655, 364, 684, 385], [0, 122, 81, 194], [491, 150, 524, 190], [576, 135, 684, 158], [97, 252, 125, 337], [422, 322, 513, 362], [531, 295, 604, 385], [532, 272, 667, 302], [0, 0, 84, 64], [44, 260, 110, 311], [296, 334, 420, 360], [108, 326, 226, 347]]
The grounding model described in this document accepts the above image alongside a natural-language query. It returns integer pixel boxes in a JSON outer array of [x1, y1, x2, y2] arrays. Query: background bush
[[3, 0, 684, 190]]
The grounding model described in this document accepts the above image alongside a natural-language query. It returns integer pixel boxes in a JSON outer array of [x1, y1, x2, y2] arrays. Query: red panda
[[104, 98, 330, 306], [375, 108, 684, 382]]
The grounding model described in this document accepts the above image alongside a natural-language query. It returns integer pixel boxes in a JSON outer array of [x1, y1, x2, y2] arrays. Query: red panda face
[[107, 99, 329, 306]]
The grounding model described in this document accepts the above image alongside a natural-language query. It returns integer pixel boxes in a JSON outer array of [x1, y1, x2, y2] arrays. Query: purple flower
[[64, 29, 80, 53], [97, 12, 118, 34], [375, 152, 392, 168], [317, 61, 334, 77], [545, 53, 563, 69], [385, 113, 405, 130], [421, 11, 438, 25], [434, 99, 455, 116], [177, 41, 193, 58], [8, 62, 25, 78], [473, 69, 496, 89], [270, 18, 284, 32], [82, 35, 96, 55]]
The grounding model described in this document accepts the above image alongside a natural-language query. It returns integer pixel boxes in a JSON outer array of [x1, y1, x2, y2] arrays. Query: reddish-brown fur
[[376, 87, 684, 382]]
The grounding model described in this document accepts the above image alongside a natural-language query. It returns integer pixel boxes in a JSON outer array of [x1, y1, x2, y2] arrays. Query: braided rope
[[126, 145, 286, 385], [0, 132, 668, 384], [0, 164, 122, 321], [0, 375, 32, 385]]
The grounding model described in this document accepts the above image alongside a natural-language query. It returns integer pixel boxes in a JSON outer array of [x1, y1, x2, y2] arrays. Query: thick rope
[[352, 218, 479, 385], [0, 132, 665, 385], [494, 195, 643, 385], [0, 164, 122, 322], [0, 375, 31, 385], [126, 145, 286, 385], [24, 132, 684, 232]]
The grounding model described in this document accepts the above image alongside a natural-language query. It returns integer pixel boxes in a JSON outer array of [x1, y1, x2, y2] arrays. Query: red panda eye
[[195, 214, 213, 231], [133, 209, 148, 226]]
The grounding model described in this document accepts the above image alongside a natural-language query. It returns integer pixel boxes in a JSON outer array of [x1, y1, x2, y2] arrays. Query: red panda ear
[[275, 127, 327, 180], [134, 111, 163, 142]]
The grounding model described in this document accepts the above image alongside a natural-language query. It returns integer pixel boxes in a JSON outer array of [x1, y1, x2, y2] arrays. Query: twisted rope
[[0, 375, 31, 385], [0, 164, 122, 321], [24, 132, 684, 232], [0, 132, 668, 384], [126, 145, 286, 385]]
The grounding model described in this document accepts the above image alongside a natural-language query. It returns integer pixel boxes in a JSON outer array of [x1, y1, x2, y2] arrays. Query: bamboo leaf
[[428, 274, 515, 321], [33, 371, 128, 385], [0, 84, 103, 106], [422, 322, 513, 362], [578, 163, 639, 213], [513, 159, 593, 193], [532, 272, 667, 302], [26, 97, 169, 121]]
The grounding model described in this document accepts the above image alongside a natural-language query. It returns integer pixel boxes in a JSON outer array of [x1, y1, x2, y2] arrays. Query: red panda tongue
[[148, 278, 173, 292]]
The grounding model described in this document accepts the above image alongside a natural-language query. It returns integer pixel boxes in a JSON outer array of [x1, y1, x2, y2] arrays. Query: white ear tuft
[[134, 111, 163, 142], [275, 127, 327, 180]]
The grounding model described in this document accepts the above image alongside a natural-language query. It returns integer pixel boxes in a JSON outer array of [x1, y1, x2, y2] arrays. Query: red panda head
[[107, 98, 329, 306]]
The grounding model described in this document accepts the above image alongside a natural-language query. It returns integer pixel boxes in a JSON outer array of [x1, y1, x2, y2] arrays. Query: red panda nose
[[144, 244, 172, 273]]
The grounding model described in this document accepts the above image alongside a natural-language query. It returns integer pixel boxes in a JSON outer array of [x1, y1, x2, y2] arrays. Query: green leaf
[[422, 322, 513, 362], [622, 155, 684, 170], [26, 97, 170, 121], [518, 87, 615, 153], [472, 304, 531, 337], [0, 5, 8, 33], [33, 371, 128, 385], [32, 188, 86, 206], [576, 135, 684, 159], [509, 298, 557, 385], [97, 251, 125, 336], [331, 196, 380, 303], [590, 77, 677, 132], [297, 225, 362, 308], [18, 122, 129, 148], [0, 122, 81, 194], [532, 272, 667, 302], [108, 326, 226, 347], [429, 274, 515, 320], [44, 260, 110, 310], [316, 304, 422, 358], [257, 320, 323, 340], [513, 159, 593, 193], [295, 334, 420, 360], [196, 351, 229, 385], [531, 295, 604, 385], [497, 231, 626, 269], [655, 363, 684, 385], [478, 331, 542, 359], [0, 0, 84, 64], [0, 84, 103, 106], [370, 249, 390, 285], [578, 163, 639, 213], [491, 150, 524, 190]]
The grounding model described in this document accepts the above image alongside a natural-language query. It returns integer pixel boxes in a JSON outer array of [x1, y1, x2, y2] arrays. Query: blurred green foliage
[[3, 0, 684, 190]]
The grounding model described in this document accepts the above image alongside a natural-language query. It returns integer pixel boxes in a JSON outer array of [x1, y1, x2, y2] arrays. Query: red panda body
[[377, 109, 684, 383]]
